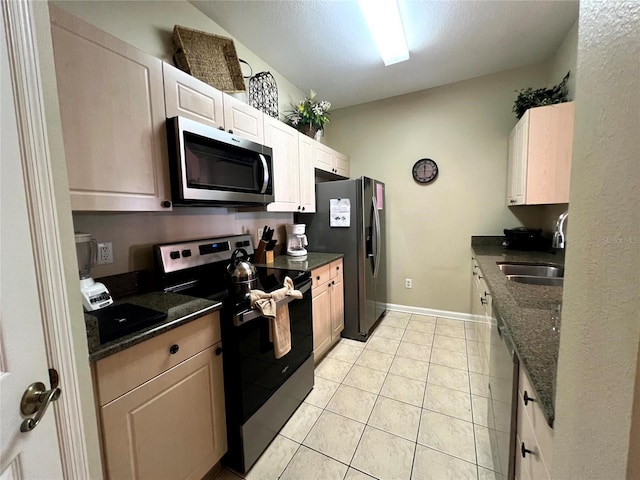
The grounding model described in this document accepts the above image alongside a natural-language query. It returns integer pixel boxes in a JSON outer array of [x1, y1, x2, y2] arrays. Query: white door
[[0, 11, 64, 479]]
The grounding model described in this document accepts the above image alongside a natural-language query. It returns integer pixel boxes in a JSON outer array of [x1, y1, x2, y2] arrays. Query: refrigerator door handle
[[372, 196, 381, 279]]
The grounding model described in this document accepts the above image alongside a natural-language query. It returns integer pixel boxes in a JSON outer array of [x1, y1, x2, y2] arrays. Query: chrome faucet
[[552, 210, 569, 249]]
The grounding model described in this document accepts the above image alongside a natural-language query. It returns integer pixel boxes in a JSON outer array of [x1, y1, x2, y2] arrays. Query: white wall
[[552, 1, 640, 477], [325, 64, 550, 312], [549, 20, 579, 100]]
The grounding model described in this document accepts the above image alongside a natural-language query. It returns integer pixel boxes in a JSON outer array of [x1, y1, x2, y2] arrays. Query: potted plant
[[513, 72, 570, 119], [284, 94, 331, 139]]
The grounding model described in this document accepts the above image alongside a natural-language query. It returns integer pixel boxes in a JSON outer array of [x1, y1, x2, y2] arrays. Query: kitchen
[[0, 1, 638, 480]]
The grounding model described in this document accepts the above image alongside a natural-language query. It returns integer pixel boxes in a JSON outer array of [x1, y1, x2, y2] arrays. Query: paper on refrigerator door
[[330, 198, 350, 227]]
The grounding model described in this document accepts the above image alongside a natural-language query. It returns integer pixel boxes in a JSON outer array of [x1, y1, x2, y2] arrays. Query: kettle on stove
[[227, 248, 257, 298]]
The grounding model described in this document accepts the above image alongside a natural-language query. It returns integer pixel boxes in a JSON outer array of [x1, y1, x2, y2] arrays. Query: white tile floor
[[215, 311, 505, 480]]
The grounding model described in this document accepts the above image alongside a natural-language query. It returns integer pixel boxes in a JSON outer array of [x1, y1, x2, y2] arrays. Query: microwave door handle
[[259, 154, 269, 194]]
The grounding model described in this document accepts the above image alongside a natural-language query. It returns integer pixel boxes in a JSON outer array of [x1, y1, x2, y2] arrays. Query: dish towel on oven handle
[[249, 276, 302, 359]]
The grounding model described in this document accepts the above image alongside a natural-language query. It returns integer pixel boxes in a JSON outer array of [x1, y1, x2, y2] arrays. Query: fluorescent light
[[358, 0, 409, 66]]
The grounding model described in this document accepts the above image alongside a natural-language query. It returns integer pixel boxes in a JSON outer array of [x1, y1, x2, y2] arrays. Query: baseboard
[[384, 303, 478, 323]]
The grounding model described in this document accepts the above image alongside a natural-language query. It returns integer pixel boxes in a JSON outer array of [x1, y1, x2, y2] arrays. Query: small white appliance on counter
[[75, 233, 112, 311], [285, 224, 308, 257]]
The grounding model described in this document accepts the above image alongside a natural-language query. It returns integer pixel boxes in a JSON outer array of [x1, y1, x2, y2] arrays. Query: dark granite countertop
[[471, 238, 565, 427], [85, 292, 221, 362], [255, 252, 343, 272]]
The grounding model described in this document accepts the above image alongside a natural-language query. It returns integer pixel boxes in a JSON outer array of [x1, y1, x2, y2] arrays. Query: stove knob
[[215, 347, 223, 356], [169, 344, 179, 355], [181, 249, 192, 257], [169, 251, 180, 260]]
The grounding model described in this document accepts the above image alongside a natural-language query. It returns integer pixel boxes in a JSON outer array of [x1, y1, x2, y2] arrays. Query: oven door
[[167, 116, 274, 205], [224, 279, 313, 423]]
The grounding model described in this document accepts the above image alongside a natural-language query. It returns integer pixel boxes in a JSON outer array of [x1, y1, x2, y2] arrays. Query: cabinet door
[[334, 151, 350, 178], [163, 63, 224, 129], [312, 281, 332, 361], [222, 94, 264, 143], [50, 7, 171, 211], [265, 117, 300, 212], [507, 113, 528, 206], [100, 345, 226, 480], [298, 134, 316, 213], [314, 143, 334, 173], [526, 102, 574, 205]]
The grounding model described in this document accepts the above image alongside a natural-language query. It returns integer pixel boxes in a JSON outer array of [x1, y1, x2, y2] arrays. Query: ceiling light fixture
[[358, 0, 409, 66]]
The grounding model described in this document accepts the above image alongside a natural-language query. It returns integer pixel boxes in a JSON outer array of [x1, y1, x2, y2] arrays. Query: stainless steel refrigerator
[[298, 177, 386, 341]]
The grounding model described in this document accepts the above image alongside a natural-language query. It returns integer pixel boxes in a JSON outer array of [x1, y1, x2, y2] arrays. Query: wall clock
[[412, 158, 438, 184]]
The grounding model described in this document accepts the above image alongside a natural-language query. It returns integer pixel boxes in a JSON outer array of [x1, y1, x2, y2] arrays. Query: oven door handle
[[233, 280, 311, 327]]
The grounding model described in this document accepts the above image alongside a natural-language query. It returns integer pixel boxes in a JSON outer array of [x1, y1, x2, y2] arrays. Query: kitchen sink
[[497, 262, 565, 278], [497, 262, 565, 286], [504, 275, 564, 286]]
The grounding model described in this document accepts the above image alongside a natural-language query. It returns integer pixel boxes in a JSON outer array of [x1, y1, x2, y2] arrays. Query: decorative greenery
[[284, 93, 331, 134], [513, 72, 570, 119]]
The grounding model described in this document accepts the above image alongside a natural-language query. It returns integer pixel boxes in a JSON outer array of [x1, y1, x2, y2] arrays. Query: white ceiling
[[191, 1, 579, 109]]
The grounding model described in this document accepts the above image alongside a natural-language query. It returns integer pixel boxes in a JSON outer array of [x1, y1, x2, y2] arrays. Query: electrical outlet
[[405, 278, 412, 289], [97, 242, 113, 265]]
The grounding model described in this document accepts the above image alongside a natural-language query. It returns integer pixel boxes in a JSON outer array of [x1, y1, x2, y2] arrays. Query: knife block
[[254, 240, 267, 263]]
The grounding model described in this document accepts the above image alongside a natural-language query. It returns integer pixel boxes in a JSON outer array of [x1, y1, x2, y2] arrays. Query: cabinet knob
[[332, 281, 335, 285], [302, 206, 305, 211], [480, 297, 488, 305], [521, 442, 534, 458], [218, 126, 224, 130], [297, 205, 301, 210], [484, 291, 491, 297], [524, 390, 536, 405], [161, 200, 171, 208], [215, 347, 223, 356], [316, 276, 320, 281], [336, 266, 340, 271], [169, 344, 179, 355], [228, 129, 233, 134]]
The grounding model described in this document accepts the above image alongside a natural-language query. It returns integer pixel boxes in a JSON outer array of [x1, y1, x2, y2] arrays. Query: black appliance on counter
[[502, 227, 551, 251], [153, 234, 313, 474]]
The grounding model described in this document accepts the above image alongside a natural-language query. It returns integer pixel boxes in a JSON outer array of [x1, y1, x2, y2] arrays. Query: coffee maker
[[75, 233, 113, 311], [285, 224, 308, 257]]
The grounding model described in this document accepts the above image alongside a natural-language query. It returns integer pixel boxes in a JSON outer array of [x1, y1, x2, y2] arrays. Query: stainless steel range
[[153, 234, 314, 474]]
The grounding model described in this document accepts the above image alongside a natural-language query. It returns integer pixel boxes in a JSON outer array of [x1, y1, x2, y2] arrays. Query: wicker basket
[[172, 25, 245, 92]]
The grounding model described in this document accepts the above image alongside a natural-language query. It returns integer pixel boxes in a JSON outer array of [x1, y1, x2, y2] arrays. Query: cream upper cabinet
[[314, 143, 350, 178], [264, 117, 300, 212], [50, 6, 171, 212], [507, 102, 575, 206], [298, 134, 317, 213], [222, 94, 265, 143], [163, 62, 224, 129]]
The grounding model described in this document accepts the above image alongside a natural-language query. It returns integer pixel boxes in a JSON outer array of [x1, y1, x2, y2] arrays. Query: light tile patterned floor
[[215, 312, 505, 480]]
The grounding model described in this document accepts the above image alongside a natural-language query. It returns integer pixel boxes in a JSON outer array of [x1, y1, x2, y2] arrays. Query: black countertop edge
[[254, 252, 344, 272], [471, 235, 505, 247], [86, 291, 221, 362], [471, 244, 563, 427]]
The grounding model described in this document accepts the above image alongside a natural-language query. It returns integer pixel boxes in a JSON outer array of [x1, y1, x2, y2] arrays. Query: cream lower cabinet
[[515, 365, 554, 480], [50, 6, 171, 212], [312, 259, 344, 362], [507, 102, 575, 206], [94, 313, 226, 480]]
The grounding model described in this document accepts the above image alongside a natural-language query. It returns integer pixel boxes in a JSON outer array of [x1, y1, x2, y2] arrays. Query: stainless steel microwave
[[167, 116, 274, 206]]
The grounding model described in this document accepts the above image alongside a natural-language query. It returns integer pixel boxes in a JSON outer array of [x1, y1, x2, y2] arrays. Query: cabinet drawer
[[518, 367, 554, 467], [312, 264, 331, 289], [330, 259, 343, 280], [95, 312, 220, 405]]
